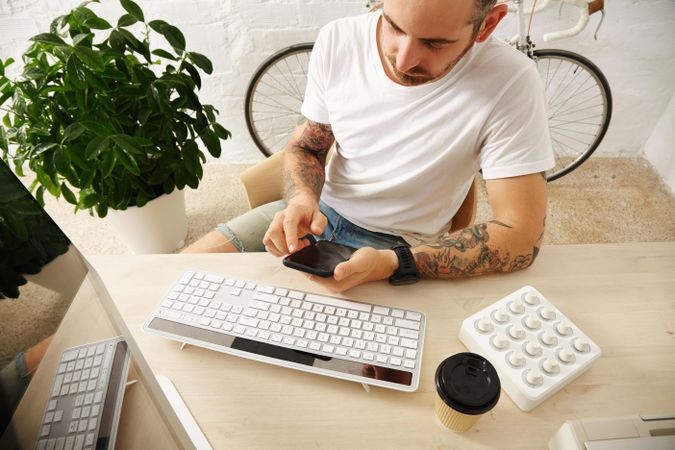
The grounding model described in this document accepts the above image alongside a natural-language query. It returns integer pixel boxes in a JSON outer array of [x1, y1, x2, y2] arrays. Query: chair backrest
[[239, 149, 477, 233]]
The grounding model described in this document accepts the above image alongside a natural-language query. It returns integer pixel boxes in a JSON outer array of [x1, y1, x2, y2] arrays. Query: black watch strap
[[389, 245, 420, 285]]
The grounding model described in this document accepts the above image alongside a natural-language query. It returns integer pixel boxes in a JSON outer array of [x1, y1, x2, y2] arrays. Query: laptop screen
[[0, 158, 88, 433], [0, 158, 194, 449], [0, 158, 140, 446]]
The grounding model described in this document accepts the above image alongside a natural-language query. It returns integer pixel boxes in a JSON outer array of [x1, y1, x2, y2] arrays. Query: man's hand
[[307, 247, 398, 292], [263, 196, 327, 256]]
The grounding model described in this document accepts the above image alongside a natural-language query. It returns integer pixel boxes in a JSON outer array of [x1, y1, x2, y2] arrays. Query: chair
[[239, 149, 477, 233]]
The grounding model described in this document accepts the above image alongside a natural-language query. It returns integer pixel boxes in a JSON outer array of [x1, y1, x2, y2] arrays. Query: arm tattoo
[[283, 121, 334, 201], [415, 221, 540, 278]]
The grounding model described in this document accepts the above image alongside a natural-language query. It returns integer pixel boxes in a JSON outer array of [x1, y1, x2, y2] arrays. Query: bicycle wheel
[[245, 43, 314, 157], [533, 49, 612, 182]]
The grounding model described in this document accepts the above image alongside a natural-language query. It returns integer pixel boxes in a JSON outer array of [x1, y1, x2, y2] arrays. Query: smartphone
[[282, 241, 358, 277]]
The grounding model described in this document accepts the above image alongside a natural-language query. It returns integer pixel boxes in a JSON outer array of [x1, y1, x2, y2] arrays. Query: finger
[[333, 261, 353, 282], [310, 212, 328, 235], [282, 214, 301, 253], [263, 213, 290, 255]]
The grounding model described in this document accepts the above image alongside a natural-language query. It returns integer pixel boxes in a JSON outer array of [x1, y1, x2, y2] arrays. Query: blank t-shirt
[[301, 12, 554, 246]]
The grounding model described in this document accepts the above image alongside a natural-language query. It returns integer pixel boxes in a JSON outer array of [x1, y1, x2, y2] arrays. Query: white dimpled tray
[[459, 286, 601, 412]]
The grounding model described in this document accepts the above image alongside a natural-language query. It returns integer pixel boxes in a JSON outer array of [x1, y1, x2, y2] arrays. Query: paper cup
[[434, 352, 501, 431]]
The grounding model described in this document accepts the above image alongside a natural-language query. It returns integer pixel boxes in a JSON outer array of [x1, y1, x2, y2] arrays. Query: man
[[185, 0, 553, 292]]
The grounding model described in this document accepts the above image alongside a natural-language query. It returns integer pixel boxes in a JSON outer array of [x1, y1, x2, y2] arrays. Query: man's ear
[[475, 4, 509, 43]]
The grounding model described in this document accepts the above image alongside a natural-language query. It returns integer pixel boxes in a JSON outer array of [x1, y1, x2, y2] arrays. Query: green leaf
[[36, 185, 45, 206], [50, 15, 68, 34], [60, 183, 78, 204], [120, 0, 145, 22], [182, 62, 201, 89], [29, 33, 67, 46], [85, 136, 108, 159], [151, 49, 177, 61], [114, 146, 140, 175], [96, 203, 108, 218], [213, 123, 231, 140], [2, 114, 10, 128], [63, 123, 86, 142], [71, 33, 93, 46], [80, 121, 111, 137], [108, 29, 126, 53], [116, 28, 151, 61], [111, 134, 142, 155], [182, 139, 199, 174], [101, 150, 117, 178], [74, 47, 105, 71], [148, 19, 169, 34], [83, 17, 112, 30], [159, 23, 186, 52], [199, 128, 221, 158], [187, 52, 213, 75], [117, 14, 138, 27]]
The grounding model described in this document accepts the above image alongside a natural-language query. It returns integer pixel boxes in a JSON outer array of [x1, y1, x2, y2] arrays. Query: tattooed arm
[[305, 172, 547, 293], [414, 173, 547, 278], [263, 120, 335, 256], [283, 120, 335, 203]]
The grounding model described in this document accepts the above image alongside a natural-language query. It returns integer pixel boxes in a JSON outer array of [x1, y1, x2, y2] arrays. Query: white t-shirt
[[301, 12, 554, 246]]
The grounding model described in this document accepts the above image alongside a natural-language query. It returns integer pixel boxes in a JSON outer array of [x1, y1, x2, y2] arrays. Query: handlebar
[[506, 0, 606, 42]]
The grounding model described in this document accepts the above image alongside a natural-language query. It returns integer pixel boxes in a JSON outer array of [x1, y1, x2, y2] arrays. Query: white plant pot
[[24, 244, 88, 299], [106, 189, 188, 254]]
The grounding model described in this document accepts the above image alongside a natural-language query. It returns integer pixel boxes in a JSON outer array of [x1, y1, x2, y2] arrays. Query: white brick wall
[[1, 0, 674, 164]]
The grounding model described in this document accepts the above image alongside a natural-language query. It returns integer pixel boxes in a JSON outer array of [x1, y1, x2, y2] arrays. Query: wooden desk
[[83, 242, 675, 450]]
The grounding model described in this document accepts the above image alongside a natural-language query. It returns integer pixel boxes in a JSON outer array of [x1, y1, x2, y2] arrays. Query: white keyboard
[[459, 286, 601, 412], [36, 337, 130, 450], [143, 270, 426, 392]]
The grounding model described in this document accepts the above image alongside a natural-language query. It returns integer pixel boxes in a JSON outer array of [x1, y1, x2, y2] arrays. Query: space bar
[[304, 293, 371, 312]]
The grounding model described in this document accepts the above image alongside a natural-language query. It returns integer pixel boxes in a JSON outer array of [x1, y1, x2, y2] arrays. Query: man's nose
[[396, 38, 421, 74]]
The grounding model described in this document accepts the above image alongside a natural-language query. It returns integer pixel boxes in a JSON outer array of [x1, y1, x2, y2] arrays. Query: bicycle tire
[[245, 43, 314, 157], [532, 49, 612, 182]]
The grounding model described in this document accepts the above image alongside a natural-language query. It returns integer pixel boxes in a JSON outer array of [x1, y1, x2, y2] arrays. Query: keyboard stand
[[179, 336, 372, 393]]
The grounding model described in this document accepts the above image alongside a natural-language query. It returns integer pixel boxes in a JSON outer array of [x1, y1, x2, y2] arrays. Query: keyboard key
[[395, 318, 420, 330]]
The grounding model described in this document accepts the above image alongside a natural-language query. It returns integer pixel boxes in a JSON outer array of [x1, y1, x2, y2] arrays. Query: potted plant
[[0, 0, 230, 253]]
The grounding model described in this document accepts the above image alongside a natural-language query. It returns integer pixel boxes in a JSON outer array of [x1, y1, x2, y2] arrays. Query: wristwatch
[[388, 245, 420, 285]]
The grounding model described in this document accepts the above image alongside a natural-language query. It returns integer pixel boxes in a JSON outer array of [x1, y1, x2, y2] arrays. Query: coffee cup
[[434, 352, 501, 431]]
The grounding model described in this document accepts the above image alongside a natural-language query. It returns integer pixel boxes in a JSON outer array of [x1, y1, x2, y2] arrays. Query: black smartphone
[[282, 241, 358, 277]]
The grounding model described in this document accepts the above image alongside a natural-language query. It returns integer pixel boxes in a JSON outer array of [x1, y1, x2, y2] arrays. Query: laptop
[[0, 159, 200, 449]]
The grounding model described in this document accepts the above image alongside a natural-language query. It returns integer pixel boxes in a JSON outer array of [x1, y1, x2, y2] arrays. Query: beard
[[383, 40, 475, 87]]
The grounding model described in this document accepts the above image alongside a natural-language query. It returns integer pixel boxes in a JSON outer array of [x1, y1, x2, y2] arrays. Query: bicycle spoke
[[251, 95, 301, 115], [549, 77, 599, 118], [548, 80, 599, 113], [281, 57, 306, 99], [273, 60, 304, 101], [256, 77, 304, 102]]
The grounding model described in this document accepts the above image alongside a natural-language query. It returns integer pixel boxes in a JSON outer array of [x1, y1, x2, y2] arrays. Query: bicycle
[[244, 0, 612, 182]]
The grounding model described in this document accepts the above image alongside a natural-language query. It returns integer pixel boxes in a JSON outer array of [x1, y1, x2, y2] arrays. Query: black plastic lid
[[435, 352, 501, 415]]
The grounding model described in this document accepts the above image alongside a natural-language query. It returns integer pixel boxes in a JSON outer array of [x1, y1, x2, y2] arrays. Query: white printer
[[549, 413, 675, 450]]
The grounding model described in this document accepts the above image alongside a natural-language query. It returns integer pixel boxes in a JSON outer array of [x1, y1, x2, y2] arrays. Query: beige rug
[[1, 156, 674, 365]]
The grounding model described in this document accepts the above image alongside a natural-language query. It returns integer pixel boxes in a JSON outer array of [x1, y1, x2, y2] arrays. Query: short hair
[[371, 1, 499, 35], [471, 0, 499, 34]]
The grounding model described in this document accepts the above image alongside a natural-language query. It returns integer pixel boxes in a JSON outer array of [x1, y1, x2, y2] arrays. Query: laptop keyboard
[[36, 337, 130, 450], [143, 270, 426, 392]]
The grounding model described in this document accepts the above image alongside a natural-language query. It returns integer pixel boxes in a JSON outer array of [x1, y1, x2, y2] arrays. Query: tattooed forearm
[[283, 121, 334, 201], [415, 222, 539, 278]]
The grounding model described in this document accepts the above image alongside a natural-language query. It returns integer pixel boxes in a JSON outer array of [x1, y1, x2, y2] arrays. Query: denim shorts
[[216, 200, 407, 252]]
